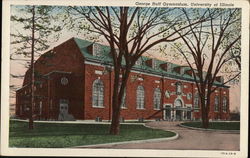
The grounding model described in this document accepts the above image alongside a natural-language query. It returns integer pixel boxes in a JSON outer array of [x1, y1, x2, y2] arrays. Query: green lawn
[[181, 121, 240, 130], [9, 120, 176, 148]]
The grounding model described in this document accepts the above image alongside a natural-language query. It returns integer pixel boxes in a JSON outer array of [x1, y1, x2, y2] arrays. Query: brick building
[[15, 37, 230, 121]]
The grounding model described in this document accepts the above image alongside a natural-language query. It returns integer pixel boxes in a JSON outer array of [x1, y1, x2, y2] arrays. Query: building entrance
[[58, 99, 69, 120], [164, 105, 171, 120], [187, 111, 191, 120], [176, 110, 182, 120]]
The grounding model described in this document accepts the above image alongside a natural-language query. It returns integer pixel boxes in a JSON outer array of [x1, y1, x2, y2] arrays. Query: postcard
[[1, 0, 249, 157]]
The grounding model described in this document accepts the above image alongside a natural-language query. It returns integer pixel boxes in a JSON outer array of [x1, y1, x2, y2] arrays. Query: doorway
[[164, 105, 171, 120], [176, 110, 182, 120], [58, 99, 69, 120]]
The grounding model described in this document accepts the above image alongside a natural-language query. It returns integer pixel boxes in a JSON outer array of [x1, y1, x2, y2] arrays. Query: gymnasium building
[[15, 37, 230, 121]]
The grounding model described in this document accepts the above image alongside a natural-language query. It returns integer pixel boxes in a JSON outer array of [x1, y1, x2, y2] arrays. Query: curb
[[10, 119, 145, 125], [72, 133, 179, 148], [178, 124, 240, 134]]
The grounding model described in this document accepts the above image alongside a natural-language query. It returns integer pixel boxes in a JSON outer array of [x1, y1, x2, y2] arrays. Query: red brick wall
[[16, 38, 231, 121], [23, 38, 85, 86], [16, 38, 85, 120], [84, 64, 111, 120]]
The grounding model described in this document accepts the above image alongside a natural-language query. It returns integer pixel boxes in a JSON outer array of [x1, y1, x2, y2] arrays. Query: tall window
[[92, 79, 104, 107], [214, 96, 219, 112], [39, 101, 42, 115], [222, 96, 227, 112], [153, 88, 161, 109], [136, 85, 145, 109], [194, 92, 199, 111], [119, 83, 126, 108], [121, 89, 126, 108]]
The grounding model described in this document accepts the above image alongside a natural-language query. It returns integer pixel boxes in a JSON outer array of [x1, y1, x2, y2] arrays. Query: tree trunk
[[109, 104, 121, 135], [201, 93, 211, 129], [109, 67, 121, 135], [109, 67, 130, 135], [29, 5, 35, 130]]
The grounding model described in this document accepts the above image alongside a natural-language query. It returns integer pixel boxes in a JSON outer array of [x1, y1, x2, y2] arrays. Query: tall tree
[[171, 8, 241, 128], [11, 5, 62, 129], [66, 6, 210, 135]]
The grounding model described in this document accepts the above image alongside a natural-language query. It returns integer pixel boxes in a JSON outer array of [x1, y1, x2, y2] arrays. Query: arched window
[[153, 88, 161, 109], [119, 83, 126, 108], [222, 96, 227, 112], [92, 79, 104, 107], [194, 92, 199, 111], [136, 85, 145, 109], [214, 96, 219, 112], [121, 89, 126, 108]]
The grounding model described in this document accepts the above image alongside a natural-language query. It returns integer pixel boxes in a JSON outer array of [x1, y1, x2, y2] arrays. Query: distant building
[[15, 37, 230, 121]]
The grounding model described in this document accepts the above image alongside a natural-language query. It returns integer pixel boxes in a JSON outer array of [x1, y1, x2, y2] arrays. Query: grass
[[181, 121, 240, 130], [9, 120, 176, 148]]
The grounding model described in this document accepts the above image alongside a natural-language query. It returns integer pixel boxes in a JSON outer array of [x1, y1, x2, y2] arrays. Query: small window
[[187, 93, 192, 100], [176, 82, 182, 95], [135, 58, 142, 65], [93, 43, 101, 57], [152, 59, 157, 69]]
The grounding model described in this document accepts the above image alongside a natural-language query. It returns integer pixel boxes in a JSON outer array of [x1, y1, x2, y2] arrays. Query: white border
[[1, 0, 249, 157]]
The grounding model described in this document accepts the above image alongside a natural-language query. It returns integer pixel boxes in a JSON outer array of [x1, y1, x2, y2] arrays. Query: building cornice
[[84, 60, 230, 88]]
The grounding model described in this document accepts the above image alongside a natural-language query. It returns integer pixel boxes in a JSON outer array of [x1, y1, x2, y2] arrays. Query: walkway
[[80, 121, 240, 150]]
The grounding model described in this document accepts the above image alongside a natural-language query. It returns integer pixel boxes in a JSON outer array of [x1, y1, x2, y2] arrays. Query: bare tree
[[66, 6, 210, 134], [171, 8, 241, 128]]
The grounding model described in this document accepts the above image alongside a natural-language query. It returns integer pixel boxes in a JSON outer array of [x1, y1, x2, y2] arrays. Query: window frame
[[92, 79, 105, 108], [194, 92, 199, 112], [222, 96, 227, 112], [136, 85, 145, 109], [214, 96, 219, 112], [153, 88, 161, 110]]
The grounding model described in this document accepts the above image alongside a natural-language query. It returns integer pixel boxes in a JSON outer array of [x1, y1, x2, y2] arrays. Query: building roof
[[73, 37, 228, 88]]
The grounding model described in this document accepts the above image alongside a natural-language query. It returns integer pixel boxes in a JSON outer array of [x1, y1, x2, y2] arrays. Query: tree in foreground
[[66, 6, 211, 134], [171, 8, 241, 128], [11, 5, 62, 129]]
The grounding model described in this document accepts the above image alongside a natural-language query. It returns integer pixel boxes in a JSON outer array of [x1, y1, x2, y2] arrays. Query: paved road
[[83, 121, 240, 150]]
